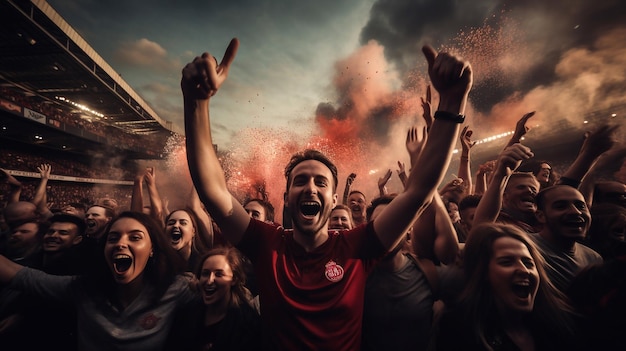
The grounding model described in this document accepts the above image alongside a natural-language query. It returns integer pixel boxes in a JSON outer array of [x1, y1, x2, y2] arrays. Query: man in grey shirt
[[531, 185, 602, 293]]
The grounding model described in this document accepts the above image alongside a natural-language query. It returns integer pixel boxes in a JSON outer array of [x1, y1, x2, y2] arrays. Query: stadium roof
[[0, 0, 183, 137]]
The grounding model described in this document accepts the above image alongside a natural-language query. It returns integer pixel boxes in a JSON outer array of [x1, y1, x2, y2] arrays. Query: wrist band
[[434, 111, 465, 124]]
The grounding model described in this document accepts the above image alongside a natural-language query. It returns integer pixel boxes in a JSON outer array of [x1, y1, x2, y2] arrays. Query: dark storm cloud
[[359, 0, 626, 111]]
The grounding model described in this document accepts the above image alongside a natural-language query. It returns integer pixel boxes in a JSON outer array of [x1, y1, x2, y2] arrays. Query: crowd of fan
[[0, 40, 625, 351], [1, 87, 172, 155]]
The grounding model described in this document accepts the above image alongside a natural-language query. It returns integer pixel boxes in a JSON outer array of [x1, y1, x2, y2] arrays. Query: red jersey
[[237, 219, 385, 350]]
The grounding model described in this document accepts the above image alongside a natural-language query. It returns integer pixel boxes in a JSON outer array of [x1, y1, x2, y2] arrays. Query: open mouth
[[203, 285, 217, 299], [87, 221, 96, 228], [300, 202, 321, 217], [170, 228, 182, 243], [563, 216, 585, 229], [113, 254, 132, 273], [511, 282, 532, 298]]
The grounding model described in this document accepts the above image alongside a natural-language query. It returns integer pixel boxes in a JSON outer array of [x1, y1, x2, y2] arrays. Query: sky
[[46, 0, 626, 217]]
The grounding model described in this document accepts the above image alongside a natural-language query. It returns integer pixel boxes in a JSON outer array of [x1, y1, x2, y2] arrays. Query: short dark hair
[[366, 194, 397, 222], [459, 194, 482, 211], [535, 184, 579, 211], [49, 213, 87, 236], [244, 198, 275, 222], [284, 149, 338, 192]]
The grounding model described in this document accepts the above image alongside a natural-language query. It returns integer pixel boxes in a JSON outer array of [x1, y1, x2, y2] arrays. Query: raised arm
[[473, 160, 494, 195], [420, 84, 434, 132], [579, 144, 626, 207], [396, 161, 407, 188], [377, 169, 392, 197], [32, 164, 53, 220], [130, 170, 145, 212], [558, 124, 619, 188], [458, 125, 476, 194], [410, 191, 459, 265], [373, 45, 472, 250], [472, 143, 534, 226], [144, 167, 165, 224], [1, 168, 22, 204], [505, 111, 535, 149], [342, 173, 357, 205], [182, 38, 250, 245], [187, 185, 215, 251]]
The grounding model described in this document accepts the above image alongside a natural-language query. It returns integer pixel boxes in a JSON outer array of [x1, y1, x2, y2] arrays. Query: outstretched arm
[[396, 161, 407, 188], [473, 160, 494, 195], [187, 185, 215, 251], [144, 167, 165, 224], [342, 173, 356, 205], [472, 143, 534, 226], [130, 170, 145, 212], [373, 45, 472, 250], [182, 38, 250, 245], [558, 124, 619, 188], [579, 144, 626, 207], [1, 168, 22, 204], [458, 125, 476, 194], [505, 111, 535, 149], [32, 164, 53, 220], [377, 169, 392, 197], [410, 192, 459, 265]]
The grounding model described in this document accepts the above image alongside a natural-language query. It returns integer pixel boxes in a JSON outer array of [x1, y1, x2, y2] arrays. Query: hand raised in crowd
[[439, 177, 464, 196], [181, 38, 239, 99], [144, 167, 156, 186], [378, 169, 393, 196], [37, 163, 51, 180], [396, 161, 408, 187], [579, 124, 620, 159], [477, 160, 496, 175], [508, 111, 535, 146], [421, 45, 472, 112], [396, 161, 406, 176], [496, 143, 534, 176], [460, 125, 476, 152], [346, 172, 357, 186], [420, 85, 433, 130], [406, 125, 427, 153], [406, 125, 428, 168]]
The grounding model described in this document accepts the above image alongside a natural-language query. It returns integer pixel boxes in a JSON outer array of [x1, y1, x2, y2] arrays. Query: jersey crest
[[324, 260, 344, 282]]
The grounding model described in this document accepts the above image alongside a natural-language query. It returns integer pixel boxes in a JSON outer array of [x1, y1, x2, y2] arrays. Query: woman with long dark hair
[[0, 211, 199, 350], [431, 223, 580, 350]]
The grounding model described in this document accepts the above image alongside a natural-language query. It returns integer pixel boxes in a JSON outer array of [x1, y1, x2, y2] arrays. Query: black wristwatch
[[434, 111, 465, 124]]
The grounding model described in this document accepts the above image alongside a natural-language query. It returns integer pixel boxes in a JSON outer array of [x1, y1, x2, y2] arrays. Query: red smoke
[[159, 13, 625, 225]]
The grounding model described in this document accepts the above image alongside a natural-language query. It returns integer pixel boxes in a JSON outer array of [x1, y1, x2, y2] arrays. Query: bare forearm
[[473, 169, 508, 227], [342, 184, 351, 205], [474, 172, 487, 195], [146, 184, 164, 223], [458, 153, 472, 195], [185, 99, 233, 216], [130, 178, 144, 212], [184, 98, 249, 244], [432, 194, 460, 264], [375, 118, 460, 249]]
